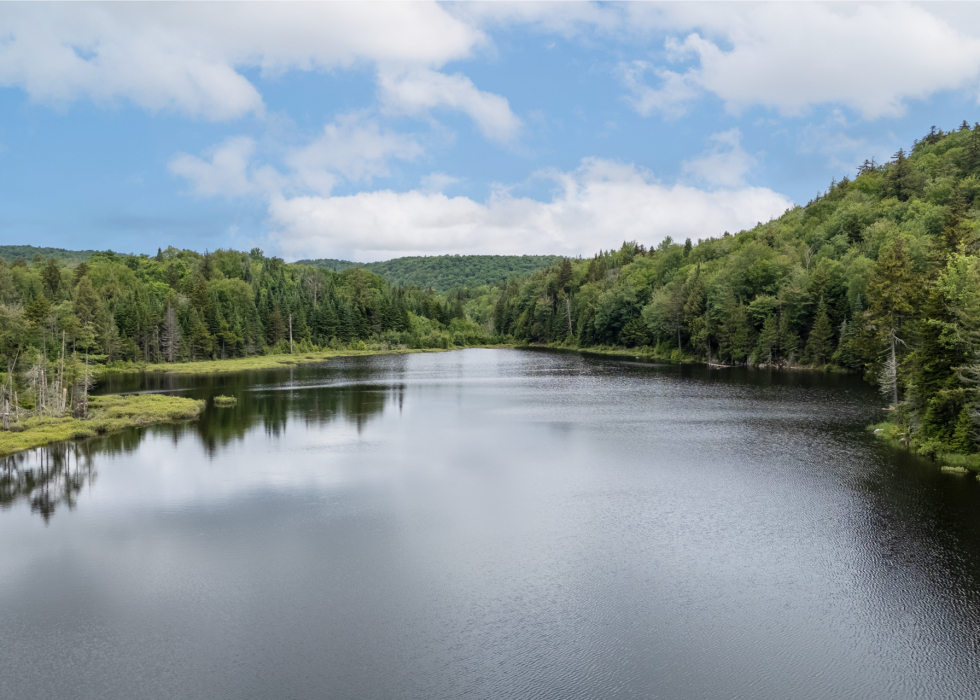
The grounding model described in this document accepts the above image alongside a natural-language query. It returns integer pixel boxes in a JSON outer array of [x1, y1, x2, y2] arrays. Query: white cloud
[[264, 159, 793, 261], [619, 4, 980, 119], [171, 113, 425, 198], [285, 114, 424, 195], [681, 129, 756, 188], [169, 137, 261, 197], [0, 3, 483, 120], [378, 68, 522, 143], [420, 172, 461, 194], [618, 61, 701, 120]]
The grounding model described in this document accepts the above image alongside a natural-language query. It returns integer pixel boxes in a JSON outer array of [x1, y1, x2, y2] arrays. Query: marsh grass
[[870, 422, 980, 473], [101, 348, 445, 376], [0, 394, 205, 456], [213, 395, 237, 407]]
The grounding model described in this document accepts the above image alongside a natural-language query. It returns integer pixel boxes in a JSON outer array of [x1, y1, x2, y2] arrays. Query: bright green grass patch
[[531, 343, 697, 364], [100, 348, 446, 376], [870, 422, 980, 473], [213, 395, 237, 407], [0, 394, 205, 456]]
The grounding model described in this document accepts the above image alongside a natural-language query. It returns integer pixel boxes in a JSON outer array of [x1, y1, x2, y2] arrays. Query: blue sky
[[2, 2, 980, 262]]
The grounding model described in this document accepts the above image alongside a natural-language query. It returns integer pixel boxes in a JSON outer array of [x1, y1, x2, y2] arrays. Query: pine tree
[[41, 259, 61, 298], [968, 127, 980, 174], [779, 313, 799, 364], [755, 314, 779, 365], [718, 291, 749, 363], [189, 311, 213, 360], [950, 407, 976, 453], [867, 237, 916, 335], [24, 295, 51, 326], [267, 302, 286, 345], [805, 298, 834, 365], [888, 149, 915, 201]]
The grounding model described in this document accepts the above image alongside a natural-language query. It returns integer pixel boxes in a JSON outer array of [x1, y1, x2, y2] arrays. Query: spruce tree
[[805, 298, 834, 365], [950, 407, 975, 454], [755, 314, 779, 365]]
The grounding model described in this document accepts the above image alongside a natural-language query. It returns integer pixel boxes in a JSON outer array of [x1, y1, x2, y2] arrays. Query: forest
[[0, 245, 96, 264], [299, 254, 560, 290], [469, 122, 980, 459], [3, 122, 980, 458], [0, 247, 492, 426]]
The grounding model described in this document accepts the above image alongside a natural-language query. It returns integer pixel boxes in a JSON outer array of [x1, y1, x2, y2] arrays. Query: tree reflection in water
[[2, 373, 402, 519], [1, 443, 95, 522]]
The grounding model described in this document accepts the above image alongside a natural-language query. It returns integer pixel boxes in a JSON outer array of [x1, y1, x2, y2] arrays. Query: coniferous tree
[[805, 299, 834, 365], [755, 314, 779, 365]]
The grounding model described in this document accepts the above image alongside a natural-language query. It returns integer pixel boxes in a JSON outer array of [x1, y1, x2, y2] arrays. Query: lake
[[2, 348, 979, 699]]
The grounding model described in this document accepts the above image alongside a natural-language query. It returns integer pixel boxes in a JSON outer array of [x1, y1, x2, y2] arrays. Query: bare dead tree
[[162, 305, 181, 363]]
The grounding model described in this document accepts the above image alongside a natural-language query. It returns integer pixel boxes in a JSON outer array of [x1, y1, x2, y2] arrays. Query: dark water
[[2, 349, 980, 700]]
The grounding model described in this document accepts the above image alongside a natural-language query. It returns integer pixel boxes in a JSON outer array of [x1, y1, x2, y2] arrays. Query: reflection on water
[[0, 444, 95, 521], [99, 362, 401, 457], [1, 349, 979, 700]]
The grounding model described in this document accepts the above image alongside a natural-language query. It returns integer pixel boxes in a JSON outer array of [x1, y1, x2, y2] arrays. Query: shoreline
[[10, 345, 973, 474], [97, 345, 514, 377], [0, 394, 206, 457]]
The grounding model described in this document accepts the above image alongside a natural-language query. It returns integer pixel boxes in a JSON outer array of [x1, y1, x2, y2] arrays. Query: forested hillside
[[473, 122, 980, 458], [299, 254, 560, 290], [0, 247, 490, 413], [4, 122, 978, 458], [0, 245, 96, 264]]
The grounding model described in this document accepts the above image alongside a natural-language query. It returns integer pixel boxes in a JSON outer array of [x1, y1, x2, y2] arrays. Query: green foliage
[[0, 247, 495, 444], [0, 245, 97, 265], [298, 254, 561, 291], [476, 123, 980, 455], [0, 394, 205, 456]]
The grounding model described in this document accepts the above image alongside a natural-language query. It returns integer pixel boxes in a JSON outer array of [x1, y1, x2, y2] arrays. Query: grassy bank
[[98, 344, 519, 376], [870, 422, 980, 477], [101, 347, 437, 376], [524, 343, 700, 364], [0, 394, 205, 456]]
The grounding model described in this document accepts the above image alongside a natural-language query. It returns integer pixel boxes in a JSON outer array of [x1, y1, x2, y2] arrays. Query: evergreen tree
[[888, 149, 915, 201], [41, 259, 61, 298], [950, 407, 976, 453], [779, 313, 799, 364], [805, 298, 834, 365], [755, 314, 779, 365], [867, 237, 916, 336]]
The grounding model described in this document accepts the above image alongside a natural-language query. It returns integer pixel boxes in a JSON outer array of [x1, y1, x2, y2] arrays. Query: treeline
[[0, 245, 96, 264], [299, 254, 561, 291], [469, 122, 980, 457], [0, 247, 494, 421]]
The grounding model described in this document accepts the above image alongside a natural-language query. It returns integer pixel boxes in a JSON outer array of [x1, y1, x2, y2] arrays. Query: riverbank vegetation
[[100, 347, 460, 376], [5, 121, 980, 466], [464, 122, 980, 466], [0, 243, 496, 453], [0, 393, 204, 456]]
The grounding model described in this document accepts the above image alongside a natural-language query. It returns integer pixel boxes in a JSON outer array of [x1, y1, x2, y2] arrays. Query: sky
[[3, 2, 980, 262]]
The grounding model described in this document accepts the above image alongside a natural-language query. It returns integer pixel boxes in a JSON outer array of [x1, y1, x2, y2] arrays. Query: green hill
[[0, 245, 97, 264], [478, 121, 980, 463], [297, 254, 561, 290]]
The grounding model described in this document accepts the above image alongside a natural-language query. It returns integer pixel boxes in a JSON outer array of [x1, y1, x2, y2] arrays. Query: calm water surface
[[2, 349, 980, 699]]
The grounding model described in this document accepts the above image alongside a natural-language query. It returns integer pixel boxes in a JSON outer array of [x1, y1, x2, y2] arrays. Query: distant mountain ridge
[[0, 245, 561, 292], [0, 245, 97, 264], [297, 254, 562, 290]]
